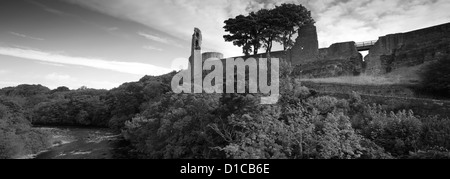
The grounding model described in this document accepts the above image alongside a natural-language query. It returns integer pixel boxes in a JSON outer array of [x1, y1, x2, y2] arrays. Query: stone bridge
[[355, 40, 377, 51]]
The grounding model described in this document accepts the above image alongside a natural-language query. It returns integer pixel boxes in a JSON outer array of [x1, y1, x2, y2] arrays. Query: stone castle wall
[[193, 22, 450, 79], [217, 25, 363, 78], [365, 22, 450, 75]]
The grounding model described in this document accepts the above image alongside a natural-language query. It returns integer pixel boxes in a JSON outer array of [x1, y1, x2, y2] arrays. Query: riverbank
[[18, 127, 133, 159]]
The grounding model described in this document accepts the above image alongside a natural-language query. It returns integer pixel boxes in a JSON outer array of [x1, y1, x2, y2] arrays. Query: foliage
[[107, 72, 176, 130], [420, 115, 450, 149], [223, 3, 315, 56], [51, 86, 70, 93], [0, 98, 50, 159], [223, 13, 263, 56], [272, 3, 314, 51], [256, 8, 284, 57], [421, 56, 450, 98], [2, 58, 450, 159], [360, 105, 422, 157], [212, 92, 365, 159], [0, 84, 50, 97], [123, 93, 222, 159], [307, 96, 349, 115], [121, 66, 371, 159], [32, 90, 110, 127]]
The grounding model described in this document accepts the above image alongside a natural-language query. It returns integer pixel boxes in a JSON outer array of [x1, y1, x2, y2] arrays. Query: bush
[[0, 99, 50, 159], [420, 116, 450, 149], [359, 138, 393, 159], [32, 91, 110, 127], [314, 112, 363, 159], [421, 57, 450, 98], [212, 108, 289, 159], [0, 130, 23, 159], [361, 105, 422, 157], [212, 85, 366, 159], [307, 96, 349, 115], [214, 106, 365, 159], [123, 93, 222, 159]]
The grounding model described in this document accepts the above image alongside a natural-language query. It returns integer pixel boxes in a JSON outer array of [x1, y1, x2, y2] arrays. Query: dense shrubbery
[[121, 79, 377, 159], [2, 63, 450, 159], [107, 72, 176, 130], [0, 72, 176, 129], [421, 57, 450, 98], [0, 98, 50, 159], [32, 90, 110, 127], [118, 63, 388, 159], [359, 105, 422, 157], [123, 93, 222, 158], [420, 116, 450, 149], [119, 63, 450, 159]]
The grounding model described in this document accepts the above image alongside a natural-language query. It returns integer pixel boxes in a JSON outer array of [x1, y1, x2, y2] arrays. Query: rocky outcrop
[[365, 22, 450, 75]]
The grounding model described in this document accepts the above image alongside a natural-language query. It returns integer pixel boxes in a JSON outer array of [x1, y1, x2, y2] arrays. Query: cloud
[[170, 57, 189, 71], [314, 0, 450, 47], [107, 27, 119, 31], [27, 0, 66, 15], [38, 62, 66, 67], [41, 73, 120, 89], [45, 73, 73, 81], [143, 45, 163, 51], [0, 46, 172, 76], [63, 0, 251, 57], [138, 32, 171, 44], [63, 0, 450, 54], [10, 32, 44, 41], [0, 70, 9, 75]]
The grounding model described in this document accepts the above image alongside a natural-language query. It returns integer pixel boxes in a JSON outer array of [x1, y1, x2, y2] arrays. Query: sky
[[1, 0, 449, 90]]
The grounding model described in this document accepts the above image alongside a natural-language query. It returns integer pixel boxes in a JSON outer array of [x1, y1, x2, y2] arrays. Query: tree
[[257, 9, 284, 59], [272, 3, 315, 51], [78, 86, 88, 91], [224, 3, 315, 58], [52, 86, 70, 93], [247, 12, 264, 55], [223, 14, 263, 56], [421, 57, 450, 98], [0, 84, 50, 97]]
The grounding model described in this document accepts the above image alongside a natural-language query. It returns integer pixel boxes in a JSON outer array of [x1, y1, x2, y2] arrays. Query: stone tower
[[188, 28, 203, 93], [289, 24, 319, 65], [189, 28, 202, 67]]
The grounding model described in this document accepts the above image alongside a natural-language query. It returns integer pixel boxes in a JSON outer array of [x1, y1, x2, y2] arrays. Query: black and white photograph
[[1, 0, 450, 167]]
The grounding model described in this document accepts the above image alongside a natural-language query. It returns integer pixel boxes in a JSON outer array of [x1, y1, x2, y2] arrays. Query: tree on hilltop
[[273, 3, 315, 51], [223, 3, 315, 57], [223, 14, 263, 56]]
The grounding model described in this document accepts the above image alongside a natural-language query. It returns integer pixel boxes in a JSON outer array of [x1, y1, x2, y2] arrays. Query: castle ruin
[[189, 22, 450, 79]]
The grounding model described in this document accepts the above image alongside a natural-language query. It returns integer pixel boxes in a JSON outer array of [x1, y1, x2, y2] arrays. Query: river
[[28, 127, 133, 159]]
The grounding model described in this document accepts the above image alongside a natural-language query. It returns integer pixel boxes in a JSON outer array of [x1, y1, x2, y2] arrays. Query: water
[[32, 127, 132, 159]]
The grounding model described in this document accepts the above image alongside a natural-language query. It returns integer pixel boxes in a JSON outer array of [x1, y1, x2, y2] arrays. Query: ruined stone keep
[[190, 22, 450, 79]]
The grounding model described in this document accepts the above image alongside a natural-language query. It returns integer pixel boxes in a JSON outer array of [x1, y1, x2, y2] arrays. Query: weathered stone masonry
[[192, 22, 450, 78], [365, 22, 450, 75]]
